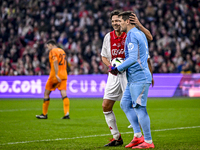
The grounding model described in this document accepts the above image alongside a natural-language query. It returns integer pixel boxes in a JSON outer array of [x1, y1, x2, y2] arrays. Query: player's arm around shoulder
[[129, 13, 153, 41]]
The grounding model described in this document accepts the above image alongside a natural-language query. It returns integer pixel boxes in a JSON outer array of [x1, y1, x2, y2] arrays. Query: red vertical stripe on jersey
[[110, 31, 127, 60]]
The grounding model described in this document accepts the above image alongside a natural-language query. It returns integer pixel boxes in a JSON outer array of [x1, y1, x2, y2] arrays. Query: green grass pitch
[[0, 98, 200, 150]]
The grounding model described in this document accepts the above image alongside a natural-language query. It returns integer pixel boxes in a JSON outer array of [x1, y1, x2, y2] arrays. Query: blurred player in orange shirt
[[36, 39, 70, 119]]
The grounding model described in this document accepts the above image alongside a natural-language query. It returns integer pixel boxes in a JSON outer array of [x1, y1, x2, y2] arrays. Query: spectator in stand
[[0, 0, 200, 75]]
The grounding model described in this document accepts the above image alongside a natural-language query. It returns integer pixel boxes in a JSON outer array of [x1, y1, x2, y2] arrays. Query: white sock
[[134, 132, 142, 138], [103, 111, 120, 140], [145, 140, 152, 144]]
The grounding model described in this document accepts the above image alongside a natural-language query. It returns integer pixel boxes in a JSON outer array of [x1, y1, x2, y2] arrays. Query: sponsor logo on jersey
[[111, 49, 125, 56]]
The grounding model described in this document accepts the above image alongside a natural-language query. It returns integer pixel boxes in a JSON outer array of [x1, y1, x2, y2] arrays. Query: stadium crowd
[[0, 0, 200, 76]]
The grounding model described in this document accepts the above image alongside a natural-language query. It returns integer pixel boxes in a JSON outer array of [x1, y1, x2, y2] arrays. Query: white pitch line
[[0, 108, 99, 112], [0, 108, 41, 112], [1, 126, 200, 146], [0, 108, 62, 112]]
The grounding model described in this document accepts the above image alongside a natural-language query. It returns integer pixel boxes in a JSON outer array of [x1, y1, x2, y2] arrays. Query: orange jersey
[[49, 48, 67, 81]]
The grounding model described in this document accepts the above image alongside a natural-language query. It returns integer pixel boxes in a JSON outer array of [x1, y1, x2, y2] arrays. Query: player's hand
[[151, 78, 154, 87], [108, 65, 116, 72], [56, 75, 61, 83], [129, 13, 140, 26], [108, 65, 119, 76], [111, 68, 119, 76]]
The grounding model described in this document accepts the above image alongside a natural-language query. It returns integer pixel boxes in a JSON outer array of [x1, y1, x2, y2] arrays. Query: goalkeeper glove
[[108, 65, 119, 76]]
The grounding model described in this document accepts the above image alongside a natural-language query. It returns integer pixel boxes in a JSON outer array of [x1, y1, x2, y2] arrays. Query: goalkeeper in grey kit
[[101, 10, 154, 147]]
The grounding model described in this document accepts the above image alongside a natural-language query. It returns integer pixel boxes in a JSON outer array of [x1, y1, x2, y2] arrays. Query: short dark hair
[[118, 11, 134, 24], [110, 10, 121, 19], [46, 39, 57, 45]]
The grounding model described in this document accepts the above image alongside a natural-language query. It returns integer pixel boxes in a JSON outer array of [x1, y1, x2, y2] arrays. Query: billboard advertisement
[[0, 75, 107, 98], [0, 74, 200, 98]]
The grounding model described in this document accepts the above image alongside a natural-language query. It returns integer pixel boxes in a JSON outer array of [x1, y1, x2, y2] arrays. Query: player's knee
[[120, 102, 128, 113], [121, 100, 134, 113], [134, 105, 148, 118], [102, 103, 111, 112], [62, 96, 68, 100], [43, 98, 50, 102], [120, 100, 131, 113], [44, 90, 51, 98], [102, 103, 107, 111], [60, 90, 67, 98], [44, 93, 49, 99]]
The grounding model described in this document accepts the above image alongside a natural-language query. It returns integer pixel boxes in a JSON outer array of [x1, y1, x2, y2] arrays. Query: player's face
[[119, 16, 127, 33], [111, 15, 120, 31], [45, 44, 52, 51]]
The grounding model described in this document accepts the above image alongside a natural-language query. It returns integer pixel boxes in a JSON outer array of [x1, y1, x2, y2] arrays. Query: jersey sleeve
[[117, 33, 138, 72], [49, 50, 58, 62], [101, 33, 110, 58]]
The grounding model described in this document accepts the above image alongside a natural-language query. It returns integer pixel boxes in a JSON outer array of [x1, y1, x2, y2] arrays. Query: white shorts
[[103, 71, 127, 101]]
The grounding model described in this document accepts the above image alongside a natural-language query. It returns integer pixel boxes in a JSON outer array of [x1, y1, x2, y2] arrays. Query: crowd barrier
[[0, 74, 200, 98]]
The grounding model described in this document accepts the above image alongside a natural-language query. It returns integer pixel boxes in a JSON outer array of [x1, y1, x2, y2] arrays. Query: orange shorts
[[45, 79, 67, 91]]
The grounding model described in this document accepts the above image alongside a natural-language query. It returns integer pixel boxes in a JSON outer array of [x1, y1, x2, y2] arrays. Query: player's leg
[[102, 99, 118, 137], [43, 89, 51, 115], [103, 74, 123, 146], [36, 89, 51, 119], [130, 83, 154, 149], [120, 85, 141, 134], [120, 85, 144, 148], [59, 79, 70, 119], [119, 71, 133, 129], [36, 79, 56, 119], [60, 90, 70, 119], [102, 99, 123, 146], [132, 105, 154, 149]]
